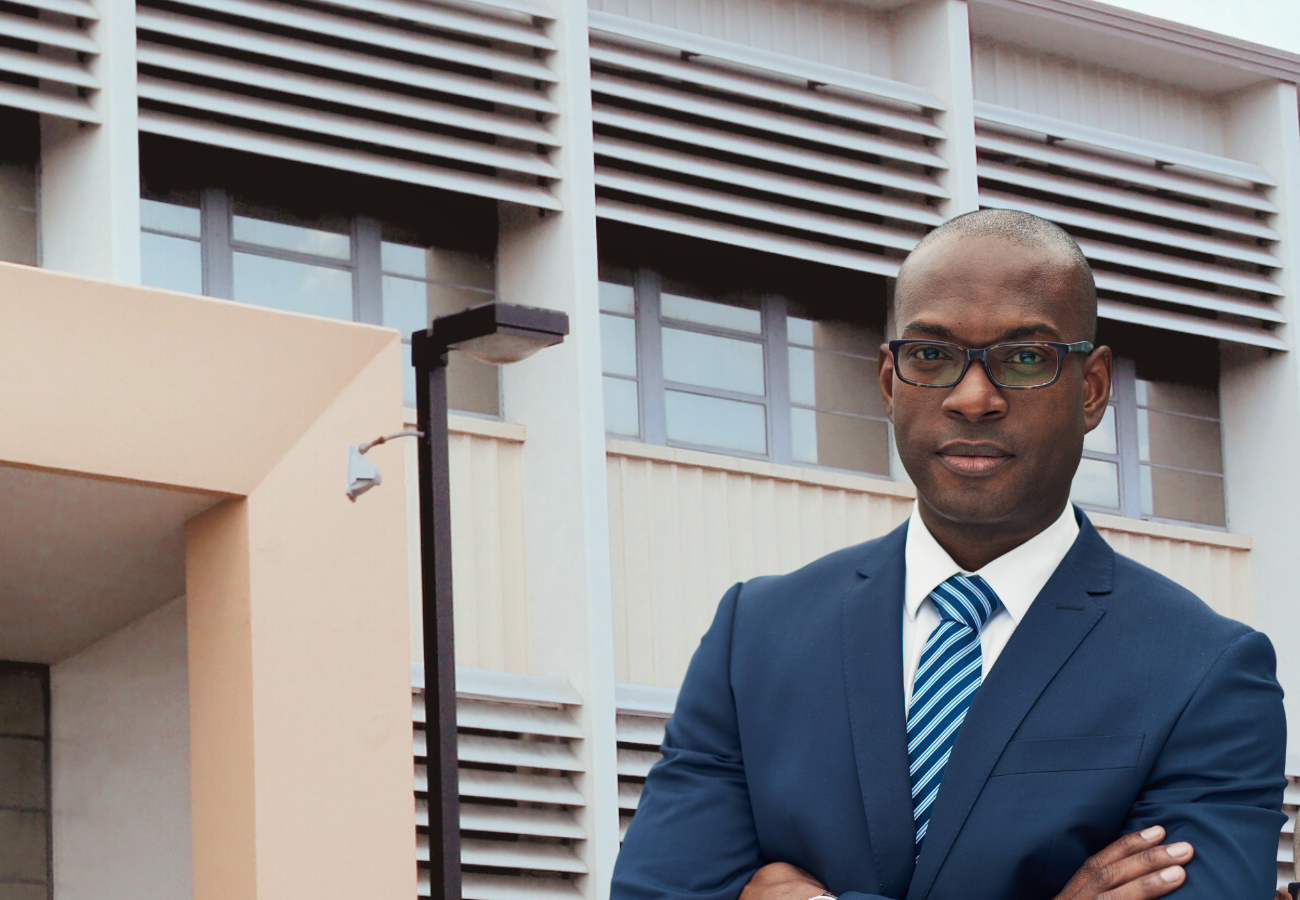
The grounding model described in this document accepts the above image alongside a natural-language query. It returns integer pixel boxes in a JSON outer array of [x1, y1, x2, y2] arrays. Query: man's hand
[[739, 862, 826, 900], [1054, 826, 1193, 900]]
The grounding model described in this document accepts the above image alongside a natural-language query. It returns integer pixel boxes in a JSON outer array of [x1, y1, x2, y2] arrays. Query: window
[[0, 663, 50, 899], [0, 108, 38, 267], [1070, 329, 1226, 528], [599, 264, 890, 478], [139, 143, 499, 415]]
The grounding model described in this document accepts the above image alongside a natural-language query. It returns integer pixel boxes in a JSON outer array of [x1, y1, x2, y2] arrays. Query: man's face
[[879, 234, 1112, 532]]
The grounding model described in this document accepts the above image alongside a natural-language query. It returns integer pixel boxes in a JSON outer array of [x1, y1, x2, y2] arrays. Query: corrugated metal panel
[[589, 12, 946, 277], [587, 0, 893, 79], [971, 39, 1227, 156], [415, 668, 585, 899], [136, 0, 560, 209], [606, 440, 913, 688], [975, 103, 1283, 349], [0, 0, 99, 122]]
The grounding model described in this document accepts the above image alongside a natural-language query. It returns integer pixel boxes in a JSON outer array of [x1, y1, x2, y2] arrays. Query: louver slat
[[137, 0, 559, 209], [0, 4, 98, 120], [614, 685, 677, 844], [1276, 776, 1299, 891], [975, 108, 1283, 348], [416, 669, 585, 900], [590, 14, 944, 277]]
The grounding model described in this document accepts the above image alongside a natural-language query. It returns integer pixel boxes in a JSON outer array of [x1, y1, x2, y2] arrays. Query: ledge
[[606, 438, 917, 499], [1086, 510, 1252, 550], [402, 407, 526, 442]]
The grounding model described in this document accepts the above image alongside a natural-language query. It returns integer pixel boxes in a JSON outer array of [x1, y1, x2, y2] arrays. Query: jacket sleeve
[[610, 582, 892, 900], [1122, 629, 1288, 900]]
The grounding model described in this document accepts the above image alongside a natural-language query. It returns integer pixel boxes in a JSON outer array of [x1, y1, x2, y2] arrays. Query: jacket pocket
[[990, 734, 1145, 776]]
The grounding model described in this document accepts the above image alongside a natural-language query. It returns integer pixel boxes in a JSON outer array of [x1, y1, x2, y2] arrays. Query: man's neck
[[917, 497, 1072, 572]]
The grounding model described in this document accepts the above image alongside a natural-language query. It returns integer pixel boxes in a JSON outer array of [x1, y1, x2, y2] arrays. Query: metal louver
[[415, 667, 586, 900], [1277, 775, 1300, 891], [0, 0, 99, 121], [589, 12, 947, 276], [613, 684, 675, 842], [136, 0, 561, 209], [975, 102, 1285, 350]]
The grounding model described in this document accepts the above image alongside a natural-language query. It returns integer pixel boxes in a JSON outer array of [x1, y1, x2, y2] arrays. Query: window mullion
[[354, 214, 383, 325], [637, 267, 667, 446], [200, 186, 233, 300], [765, 293, 792, 464], [1113, 358, 1143, 518]]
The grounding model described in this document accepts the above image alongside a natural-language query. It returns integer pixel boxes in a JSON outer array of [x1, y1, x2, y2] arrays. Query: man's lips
[[937, 443, 1013, 474]]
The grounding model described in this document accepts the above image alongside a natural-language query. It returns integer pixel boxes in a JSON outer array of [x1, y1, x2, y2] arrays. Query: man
[[611, 210, 1287, 900]]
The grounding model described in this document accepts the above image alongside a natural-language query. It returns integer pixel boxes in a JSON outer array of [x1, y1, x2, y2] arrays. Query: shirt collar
[[904, 502, 1080, 625]]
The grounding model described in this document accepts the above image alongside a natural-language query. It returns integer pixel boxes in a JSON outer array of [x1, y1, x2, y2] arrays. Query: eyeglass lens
[[897, 342, 1061, 387]]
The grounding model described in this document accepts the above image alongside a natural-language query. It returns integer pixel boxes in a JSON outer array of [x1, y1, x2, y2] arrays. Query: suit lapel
[[904, 513, 1114, 900], [842, 522, 915, 897]]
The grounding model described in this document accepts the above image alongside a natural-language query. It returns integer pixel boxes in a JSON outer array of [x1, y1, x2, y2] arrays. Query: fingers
[[1095, 863, 1185, 900], [1057, 827, 1167, 900]]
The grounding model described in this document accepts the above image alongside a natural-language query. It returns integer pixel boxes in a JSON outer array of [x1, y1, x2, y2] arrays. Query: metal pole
[[413, 330, 461, 900]]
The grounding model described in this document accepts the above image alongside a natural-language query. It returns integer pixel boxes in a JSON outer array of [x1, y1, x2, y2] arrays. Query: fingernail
[[1141, 826, 1163, 839], [1166, 843, 1191, 859], [1160, 867, 1183, 883]]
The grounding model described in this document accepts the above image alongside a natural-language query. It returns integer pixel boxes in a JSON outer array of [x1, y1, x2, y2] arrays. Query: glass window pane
[[665, 391, 766, 455], [232, 215, 350, 260], [380, 242, 493, 289], [791, 408, 890, 475], [1145, 466, 1226, 527], [1139, 410, 1223, 473], [1083, 405, 1118, 455], [141, 233, 203, 296], [447, 353, 500, 417], [0, 670, 43, 737], [788, 347, 882, 417], [0, 739, 44, 808], [140, 199, 200, 238], [601, 314, 637, 378], [232, 253, 353, 320], [0, 883, 49, 900], [1071, 458, 1120, 509], [0, 810, 46, 881], [603, 376, 640, 437], [0, 206, 36, 266], [662, 328, 765, 395], [382, 276, 494, 332], [787, 316, 881, 355], [661, 293, 761, 334], [1137, 380, 1218, 418], [599, 281, 635, 316]]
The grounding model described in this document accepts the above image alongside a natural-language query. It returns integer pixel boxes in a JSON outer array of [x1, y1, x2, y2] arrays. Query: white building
[[0, 0, 1298, 896]]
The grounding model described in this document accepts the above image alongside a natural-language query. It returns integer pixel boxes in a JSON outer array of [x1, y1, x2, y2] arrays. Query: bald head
[[898, 209, 1098, 341]]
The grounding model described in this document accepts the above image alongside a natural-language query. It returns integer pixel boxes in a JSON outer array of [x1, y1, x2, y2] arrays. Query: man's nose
[[941, 358, 1009, 421]]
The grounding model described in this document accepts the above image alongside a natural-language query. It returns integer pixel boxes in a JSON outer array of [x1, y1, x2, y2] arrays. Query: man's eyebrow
[[898, 321, 1065, 341]]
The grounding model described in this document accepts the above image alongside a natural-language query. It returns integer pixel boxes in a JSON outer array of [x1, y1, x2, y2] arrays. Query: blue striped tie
[[907, 574, 998, 855]]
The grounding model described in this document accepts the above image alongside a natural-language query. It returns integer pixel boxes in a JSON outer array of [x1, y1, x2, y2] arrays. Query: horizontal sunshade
[[136, 0, 561, 209], [975, 102, 1285, 350], [0, 0, 99, 121], [589, 12, 947, 276], [415, 668, 586, 900]]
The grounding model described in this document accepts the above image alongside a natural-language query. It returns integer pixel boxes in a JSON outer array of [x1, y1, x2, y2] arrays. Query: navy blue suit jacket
[[612, 510, 1286, 900]]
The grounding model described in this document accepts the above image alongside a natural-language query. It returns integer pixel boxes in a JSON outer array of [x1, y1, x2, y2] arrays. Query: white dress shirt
[[902, 502, 1080, 710]]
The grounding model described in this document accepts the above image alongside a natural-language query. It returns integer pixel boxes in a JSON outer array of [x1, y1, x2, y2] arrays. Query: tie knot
[[929, 574, 998, 630]]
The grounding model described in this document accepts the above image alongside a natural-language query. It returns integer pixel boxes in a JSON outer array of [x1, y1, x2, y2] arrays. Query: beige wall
[[51, 598, 193, 900], [0, 262, 417, 900]]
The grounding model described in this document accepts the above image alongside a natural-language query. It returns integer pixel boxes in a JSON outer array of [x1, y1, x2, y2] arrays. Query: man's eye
[[911, 346, 949, 361], [1015, 350, 1043, 364]]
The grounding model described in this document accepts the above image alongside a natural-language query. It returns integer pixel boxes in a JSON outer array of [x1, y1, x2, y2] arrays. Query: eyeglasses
[[888, 339, 1094, 389]]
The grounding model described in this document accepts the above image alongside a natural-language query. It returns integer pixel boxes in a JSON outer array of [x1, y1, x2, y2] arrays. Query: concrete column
[[889, 0, 980, 219], [39, 0, 141, 281], [1218, 80, 1300, 768], [495, 0, 622, 895]]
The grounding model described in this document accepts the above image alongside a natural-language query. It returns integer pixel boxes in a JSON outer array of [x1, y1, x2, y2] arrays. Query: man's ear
[[1081, 345, 1113, 432], [878, 343, 896, 422]]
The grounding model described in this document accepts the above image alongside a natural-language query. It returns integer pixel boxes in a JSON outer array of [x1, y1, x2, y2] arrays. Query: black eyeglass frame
[[887, 339, 1095, 389]]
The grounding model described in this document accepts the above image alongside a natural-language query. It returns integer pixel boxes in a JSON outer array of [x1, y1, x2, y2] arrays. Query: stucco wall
[[51, 597, 193, 900]]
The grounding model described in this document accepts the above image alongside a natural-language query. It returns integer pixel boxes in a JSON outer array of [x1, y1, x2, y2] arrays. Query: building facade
[[1, 0, 1299, 896]]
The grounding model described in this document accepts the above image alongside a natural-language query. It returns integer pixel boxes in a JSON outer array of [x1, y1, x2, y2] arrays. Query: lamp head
[[345, 445, 382, 502], [414, 302, 569, 367]]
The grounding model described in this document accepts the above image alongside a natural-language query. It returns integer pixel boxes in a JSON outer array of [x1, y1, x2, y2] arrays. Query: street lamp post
[[411, 302, 569, 900]]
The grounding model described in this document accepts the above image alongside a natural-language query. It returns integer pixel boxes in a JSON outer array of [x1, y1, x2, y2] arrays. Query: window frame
[[0, 661, 52, 897], [602, 266, 891, 478]]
